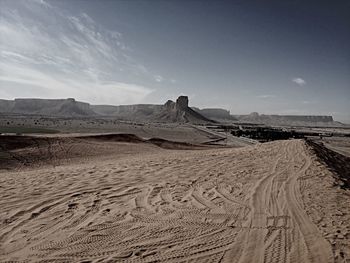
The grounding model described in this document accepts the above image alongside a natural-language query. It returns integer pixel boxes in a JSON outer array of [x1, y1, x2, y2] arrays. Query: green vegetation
[[0, 126, 59, 134]]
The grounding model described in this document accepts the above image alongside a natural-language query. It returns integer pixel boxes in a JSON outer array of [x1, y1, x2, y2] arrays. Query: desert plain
[[1, 0, 349, 261], [0, 125, 349, 263]]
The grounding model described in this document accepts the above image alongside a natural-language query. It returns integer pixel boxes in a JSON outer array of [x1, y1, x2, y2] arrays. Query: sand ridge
[[0, 134, 213, 170], [0, 139, 349, 262]]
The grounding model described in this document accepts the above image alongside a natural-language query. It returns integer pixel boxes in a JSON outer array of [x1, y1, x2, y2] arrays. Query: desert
[[1, 1, 350, 262], [0, 97, 350, 262]]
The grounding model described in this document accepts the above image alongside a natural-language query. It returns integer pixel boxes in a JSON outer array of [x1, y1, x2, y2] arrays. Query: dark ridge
[[0, 136, 62, 170], [77, 133, 145, 143], [0, 134, 206, 151], [306, 139, 350, 190], [0, 134, 208, 170], [0, 135, 37, 150], [203, 137, 227, 145], [0, 133, 207, 168], [147, 138, 204, 150], [0, 135, 59, 151], [78, 134, 206, 149]]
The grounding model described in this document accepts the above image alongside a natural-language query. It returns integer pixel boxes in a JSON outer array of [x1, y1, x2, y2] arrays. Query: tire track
[[0, 140, 338, 262], [284, 141, 333, 263]]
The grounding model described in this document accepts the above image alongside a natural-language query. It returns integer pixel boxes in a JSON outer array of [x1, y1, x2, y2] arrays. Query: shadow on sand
[[307, 139, 350, 190]]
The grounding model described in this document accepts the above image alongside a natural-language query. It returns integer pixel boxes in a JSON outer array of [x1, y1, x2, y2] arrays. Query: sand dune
[[0, 139, 349, 262], [0, 134, 209, 170]]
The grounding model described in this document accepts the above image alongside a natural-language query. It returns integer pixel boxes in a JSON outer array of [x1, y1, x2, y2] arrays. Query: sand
[[0, 139, 349, 262]]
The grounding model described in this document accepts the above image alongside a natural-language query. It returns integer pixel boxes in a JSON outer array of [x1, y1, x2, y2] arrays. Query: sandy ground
[[312, 137, 350, 158], [0, 116, 221, 144], [0, 139, 349, 262]]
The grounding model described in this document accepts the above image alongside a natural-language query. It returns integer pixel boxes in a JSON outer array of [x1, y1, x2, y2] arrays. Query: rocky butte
[[0, 96, 340, 126]]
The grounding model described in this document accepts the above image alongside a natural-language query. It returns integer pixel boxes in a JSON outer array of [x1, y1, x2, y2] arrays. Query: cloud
[[292, 77, 306, 86], [154, 75, 164, 82], [257, 94, 276, 99], [0, 0, 157, 104], [0, 62, 153, 104], [31, 0, 52, 7]]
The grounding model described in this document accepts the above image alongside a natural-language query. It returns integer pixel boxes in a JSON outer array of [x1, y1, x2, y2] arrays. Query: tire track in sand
[[0, 140, 336, 262], [285, 141, 333, 263], [223, 141, 288, 263], [224, 140, 333, 263]]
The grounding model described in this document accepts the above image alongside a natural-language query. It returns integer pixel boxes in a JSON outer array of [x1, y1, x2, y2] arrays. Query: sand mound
[[147, 138, 204, 150], [0, 134, 207, 170], [307, 139, 350, 189], [77, 133, 146, 143], [0, 135, 55, 150], [78, 134, 205, 149], [1, 139, 349, 262]]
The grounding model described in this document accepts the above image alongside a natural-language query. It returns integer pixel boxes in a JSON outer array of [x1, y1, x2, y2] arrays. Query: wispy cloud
[[0, 63, 153, 104], [154, 75, 164, 83], [292, 77, 306, 86], [257, 94, 276, 99], [0, 0, 158, 104]]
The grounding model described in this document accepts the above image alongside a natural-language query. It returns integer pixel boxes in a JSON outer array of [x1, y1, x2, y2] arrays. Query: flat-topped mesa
[[234, 112, 337, 126], [280, 115, 334, 122], [200, 108, 232, 119], [0, 97, 338, 126], [176, 96, 189, 110], [9, 98, 94, 116]]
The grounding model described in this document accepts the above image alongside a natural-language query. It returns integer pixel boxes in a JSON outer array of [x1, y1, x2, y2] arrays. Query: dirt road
[[0, 139, 348, 262]]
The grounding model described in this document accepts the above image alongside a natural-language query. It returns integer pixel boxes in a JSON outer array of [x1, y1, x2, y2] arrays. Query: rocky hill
[[234, 112, 340, 127], [93, 96, 212, 123], [0, 97, 341, 126], [0, 96, 213, 124], [0, 98, 95, 117], [192, 108, 237, 122]]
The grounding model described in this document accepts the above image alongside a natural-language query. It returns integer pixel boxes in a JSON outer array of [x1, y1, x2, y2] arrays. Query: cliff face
[[235, 112, 336, 126], [92, 104, 163, 119], [93, 96, 213, 123], [0, 98, 95, 117], [0, 99, 14, 112], [275, 115, 333, 122], [193, 108, 237, 121], [176, 96, 189, 110], [0, 97, 339, 126], [0, 97, 213, 124], [155, 96, 213, 123]]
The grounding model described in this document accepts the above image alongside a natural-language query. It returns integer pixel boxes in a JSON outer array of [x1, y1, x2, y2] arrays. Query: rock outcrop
[[193, 108, 237, 122], [0, 97, 340, 126], [234, 112, 337, 126], [0, 96, 214, 124], [0, 98, 95, 117], [176, 96, 189, 110], [155, 96, 213, 123]]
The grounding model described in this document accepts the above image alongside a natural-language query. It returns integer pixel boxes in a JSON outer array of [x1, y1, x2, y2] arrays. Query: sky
[[0, 0, 349, 122]]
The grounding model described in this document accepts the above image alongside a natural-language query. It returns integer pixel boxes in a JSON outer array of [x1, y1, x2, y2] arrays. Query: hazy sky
[[0, 0, 349, 122]]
